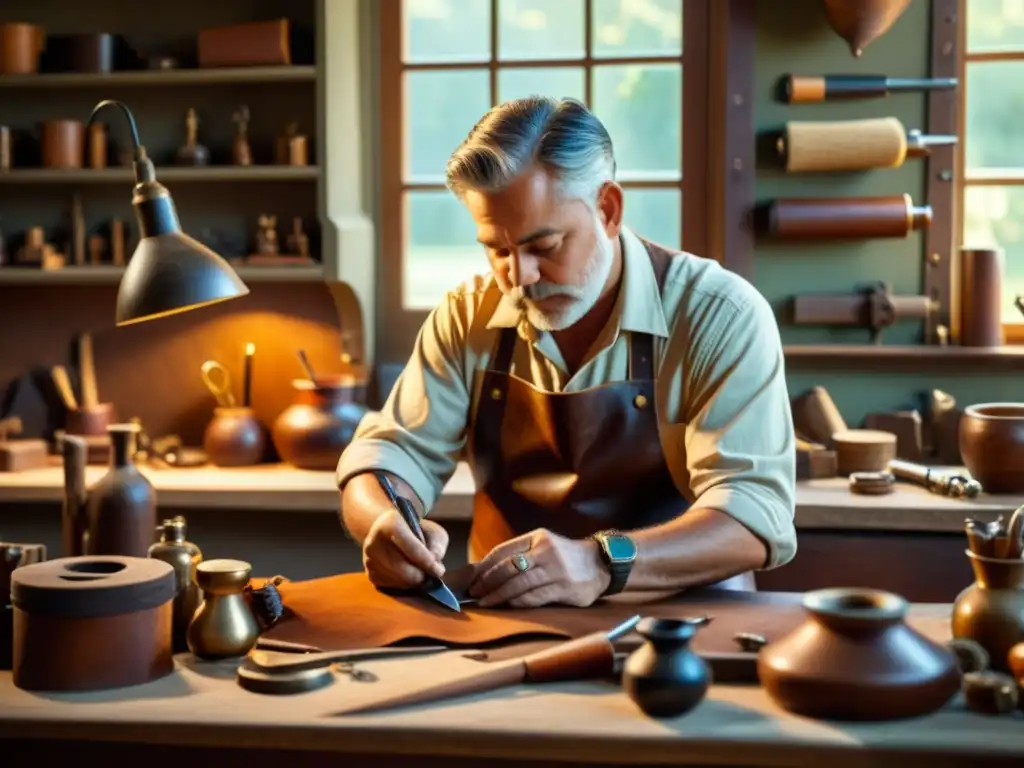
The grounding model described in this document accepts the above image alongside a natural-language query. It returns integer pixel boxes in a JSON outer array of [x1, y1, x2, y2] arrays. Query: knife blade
[[374, 471, 461, 613]]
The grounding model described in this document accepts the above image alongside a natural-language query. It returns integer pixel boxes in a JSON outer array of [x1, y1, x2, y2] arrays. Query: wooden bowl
[[959, 403, 1024, 493]]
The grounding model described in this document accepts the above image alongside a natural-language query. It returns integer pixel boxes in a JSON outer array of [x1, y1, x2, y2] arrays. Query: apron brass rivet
[[634, 394, 648, 409], [490, 388, 502, 400]]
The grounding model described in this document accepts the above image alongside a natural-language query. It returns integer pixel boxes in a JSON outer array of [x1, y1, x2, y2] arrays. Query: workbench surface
[[1, 461, 1021, 531], [0, 602, 1020, 767]]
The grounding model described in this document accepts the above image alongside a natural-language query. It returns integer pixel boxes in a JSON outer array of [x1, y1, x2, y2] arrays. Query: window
[[959, 0, 1024, 342], [378, 0, 703, 361]]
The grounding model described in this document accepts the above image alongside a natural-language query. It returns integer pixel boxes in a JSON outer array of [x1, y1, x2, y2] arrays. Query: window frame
[[955, 0, 1024, 343], [375, 0, 713, 363]]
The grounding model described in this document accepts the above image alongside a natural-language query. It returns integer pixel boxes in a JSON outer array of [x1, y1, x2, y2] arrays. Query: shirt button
[[633, 394, 648, 409], [491, 388, 503, 400]]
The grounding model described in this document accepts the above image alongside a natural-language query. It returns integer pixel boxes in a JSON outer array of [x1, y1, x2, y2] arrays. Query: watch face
[[605, 534, 637, 562]]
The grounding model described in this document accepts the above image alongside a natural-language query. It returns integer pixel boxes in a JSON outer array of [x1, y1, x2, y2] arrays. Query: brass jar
[[186, 558, 259, 660], [952, 551, 1024, 674]]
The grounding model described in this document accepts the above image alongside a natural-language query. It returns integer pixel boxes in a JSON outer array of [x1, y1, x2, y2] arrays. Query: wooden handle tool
[[50, 366, 78, 410], [77, 333, 99, 409]]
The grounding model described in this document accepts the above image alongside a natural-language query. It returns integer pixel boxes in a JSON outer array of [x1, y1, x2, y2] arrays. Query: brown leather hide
[[259, 570, 935, 655]]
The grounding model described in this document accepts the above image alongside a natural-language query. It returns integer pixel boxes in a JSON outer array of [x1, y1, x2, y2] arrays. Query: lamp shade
[[87, 98, 250, 326], [116, 232, 250, 325]]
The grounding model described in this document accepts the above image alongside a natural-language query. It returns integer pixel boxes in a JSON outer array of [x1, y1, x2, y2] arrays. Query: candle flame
[[246, 343, 255, 355]]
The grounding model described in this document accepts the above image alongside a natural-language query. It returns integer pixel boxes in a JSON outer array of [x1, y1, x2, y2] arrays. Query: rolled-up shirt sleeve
[[336, 293, 471, 512], [681, 288, 796, 569]]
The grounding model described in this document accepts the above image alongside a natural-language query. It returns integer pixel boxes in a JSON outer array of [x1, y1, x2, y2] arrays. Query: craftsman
[[339, 97, 796, 608]]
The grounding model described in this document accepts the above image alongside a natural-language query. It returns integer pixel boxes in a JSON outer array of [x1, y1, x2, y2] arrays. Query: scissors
[[201, 360, 236, 407]]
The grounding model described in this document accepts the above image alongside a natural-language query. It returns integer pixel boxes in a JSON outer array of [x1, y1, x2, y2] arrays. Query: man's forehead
[[465, 167, 557, 234]]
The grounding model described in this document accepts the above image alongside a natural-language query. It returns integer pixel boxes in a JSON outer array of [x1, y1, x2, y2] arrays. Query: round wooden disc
[[833, 429, 897, 446], [849, 471, 895, 495], [236, 657, 336, 695]]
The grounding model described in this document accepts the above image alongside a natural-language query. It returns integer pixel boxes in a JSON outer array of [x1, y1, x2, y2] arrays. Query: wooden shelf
[[0, 66, 317, 89], [0, 264, 325, 285], [785, 344, 1024, 368], [0, 167, 318, 184]]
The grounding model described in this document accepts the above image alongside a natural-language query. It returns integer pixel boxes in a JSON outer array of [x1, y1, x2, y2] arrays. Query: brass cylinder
[[88, 123, 107, 170], [959, 247, 1004, 347], [0, 127, 10, 171]]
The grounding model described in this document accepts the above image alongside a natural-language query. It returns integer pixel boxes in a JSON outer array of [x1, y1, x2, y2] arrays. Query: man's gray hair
[[445, 96, 616, 206]]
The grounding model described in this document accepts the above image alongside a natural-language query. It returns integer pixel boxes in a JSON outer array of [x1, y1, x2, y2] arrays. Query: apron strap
[[628, 238, 674, 381]]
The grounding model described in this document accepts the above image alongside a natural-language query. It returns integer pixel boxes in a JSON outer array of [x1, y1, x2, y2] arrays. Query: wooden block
[[865, 411, 924, 461], [833, 429, 897, 475], [795, 439, 838, 480], [0, 439, 49, 472], [791, 386, 847, 448]]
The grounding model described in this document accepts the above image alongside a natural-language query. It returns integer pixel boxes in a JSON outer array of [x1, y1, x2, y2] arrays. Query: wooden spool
[[11, 556, 175, 691], [832, 429, 897, 475], [782, 118, 908, 173]]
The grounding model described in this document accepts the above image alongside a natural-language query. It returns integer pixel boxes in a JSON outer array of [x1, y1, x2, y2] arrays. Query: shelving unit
[[0, 0, 320, 280], [784, 344, 1024, 370]]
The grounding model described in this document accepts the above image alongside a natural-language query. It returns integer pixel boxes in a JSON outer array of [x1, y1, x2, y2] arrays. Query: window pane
[[967, 0, 1024, 53], [592, 64, 682, 178], [592, 0, 683, 58], [963, 185, 1024, 323], [403, 0, 491, 64], [965, 62, 1024, 174], [498, 0, 585, 61], [406, 70, 491, 182], [623, 188, 681, 250], [497, 67, 586, 102], [404, 190, 484, 309]]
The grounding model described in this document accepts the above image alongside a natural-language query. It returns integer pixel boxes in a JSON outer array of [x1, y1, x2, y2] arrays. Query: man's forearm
[[618, 507, 768, 591], [339, 471, 425, 544]]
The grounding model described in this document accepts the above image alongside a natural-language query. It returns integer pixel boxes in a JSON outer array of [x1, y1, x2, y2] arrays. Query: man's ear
[[596, 181, 624, 238]]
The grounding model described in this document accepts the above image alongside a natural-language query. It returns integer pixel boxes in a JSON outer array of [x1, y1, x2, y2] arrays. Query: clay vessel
[[272, 375, 369, 471], [86, 423, 158, 558], [952, 551, 1024, 674], [959, 404, 1024, 493], [40, 120, 85, 169], [0, 23, 45, 75], [203, 406, 265, 467], [622, 617, 710, 718], [822, 0, 912, 57], [148, 516, 203, 654], [758, 587, 960, 720]]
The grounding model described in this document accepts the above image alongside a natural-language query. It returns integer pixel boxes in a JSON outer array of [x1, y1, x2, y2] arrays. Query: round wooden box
[[11, 556, 176, 691], [832, 429, 897, 475]]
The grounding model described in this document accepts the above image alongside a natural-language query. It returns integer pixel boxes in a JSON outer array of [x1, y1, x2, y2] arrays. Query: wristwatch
[[591, 529, 637, 596]]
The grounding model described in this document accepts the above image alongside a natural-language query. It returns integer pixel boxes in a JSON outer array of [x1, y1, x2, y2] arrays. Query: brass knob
[[633, 394, 648, 409]]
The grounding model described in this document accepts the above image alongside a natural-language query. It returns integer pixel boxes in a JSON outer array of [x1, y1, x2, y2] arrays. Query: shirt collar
[[485, 226, 671, 340]]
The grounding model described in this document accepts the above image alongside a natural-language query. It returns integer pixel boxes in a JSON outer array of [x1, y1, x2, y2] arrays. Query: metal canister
[[148, 516, 203, 653]]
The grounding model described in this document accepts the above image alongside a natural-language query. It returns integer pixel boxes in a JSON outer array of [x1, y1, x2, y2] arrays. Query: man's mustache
[[509, 282, 584, 307]]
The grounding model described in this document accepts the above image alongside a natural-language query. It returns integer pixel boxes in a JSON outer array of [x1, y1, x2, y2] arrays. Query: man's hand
[[467, 528, 612, 608], [363, 509, 450, 589]]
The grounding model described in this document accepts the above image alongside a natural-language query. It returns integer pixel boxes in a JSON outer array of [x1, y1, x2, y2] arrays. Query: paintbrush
[[296, 349, 317, 382], [77, 333, 98, 409], [50, 366, 78, 411]]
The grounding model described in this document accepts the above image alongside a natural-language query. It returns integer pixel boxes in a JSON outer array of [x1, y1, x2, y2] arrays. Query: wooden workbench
[[0, 601, 1021, 767]]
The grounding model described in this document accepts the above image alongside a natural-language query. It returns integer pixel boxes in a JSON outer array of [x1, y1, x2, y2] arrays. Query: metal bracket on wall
[[924, 0, 959, 344]]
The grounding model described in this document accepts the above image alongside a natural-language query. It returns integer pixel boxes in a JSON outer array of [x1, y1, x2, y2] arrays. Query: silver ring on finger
[[512, 552, 530, 573]]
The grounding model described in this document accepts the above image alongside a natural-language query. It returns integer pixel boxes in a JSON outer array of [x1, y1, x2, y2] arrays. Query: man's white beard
[[509, 225, 616, 332]]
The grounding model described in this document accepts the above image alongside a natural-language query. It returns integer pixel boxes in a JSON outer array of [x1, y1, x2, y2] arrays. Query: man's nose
[[508, 250, 540, 288]]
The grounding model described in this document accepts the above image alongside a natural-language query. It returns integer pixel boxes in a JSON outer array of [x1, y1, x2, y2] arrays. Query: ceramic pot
[[959, 404, 1024, 493], [623, 617, 710, 718], [0, 23, 45, 75], [272, 375, 369, 471], [952, 551, 1024, 674], [86, 424, 157, 558], [203, 407, 265, 467], [758, 587, 960, 720]]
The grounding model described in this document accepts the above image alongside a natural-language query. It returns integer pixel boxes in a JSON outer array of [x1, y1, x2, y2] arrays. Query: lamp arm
[[88, 99, 155, 184]]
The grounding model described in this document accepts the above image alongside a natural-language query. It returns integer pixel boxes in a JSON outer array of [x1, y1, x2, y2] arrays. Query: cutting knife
[[374, 471, 461, 613]]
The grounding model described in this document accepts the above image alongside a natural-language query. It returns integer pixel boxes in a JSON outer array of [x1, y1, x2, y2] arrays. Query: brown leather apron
[[467, 240, 755, 591]]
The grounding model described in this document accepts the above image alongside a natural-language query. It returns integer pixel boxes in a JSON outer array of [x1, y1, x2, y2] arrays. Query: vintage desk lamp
[[87, 99, 249, 326]]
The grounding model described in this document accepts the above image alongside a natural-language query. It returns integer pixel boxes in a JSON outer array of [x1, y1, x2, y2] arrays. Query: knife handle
[[396, 496, 425, 544]]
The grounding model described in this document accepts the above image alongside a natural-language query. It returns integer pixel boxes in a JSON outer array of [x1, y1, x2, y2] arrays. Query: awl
[[374, 471, 461, 612]]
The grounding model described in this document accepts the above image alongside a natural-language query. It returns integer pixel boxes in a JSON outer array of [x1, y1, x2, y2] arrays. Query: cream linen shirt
[[337, 227, 797, 568]]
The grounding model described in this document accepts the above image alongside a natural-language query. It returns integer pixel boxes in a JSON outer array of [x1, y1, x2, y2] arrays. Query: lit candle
[[243, 342, 255, 408]]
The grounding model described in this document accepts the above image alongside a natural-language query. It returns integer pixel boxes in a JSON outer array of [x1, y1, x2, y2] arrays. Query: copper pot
[[959, 403, 1024, 494], [0, 23, 45, 76], [203, 407, 265, 467], [41, 120, 85, 169], [952, 552, 1024, 675], [822, 0, 912, 57], [271, 375, 368, 471], [757, 587, 960, 720]]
